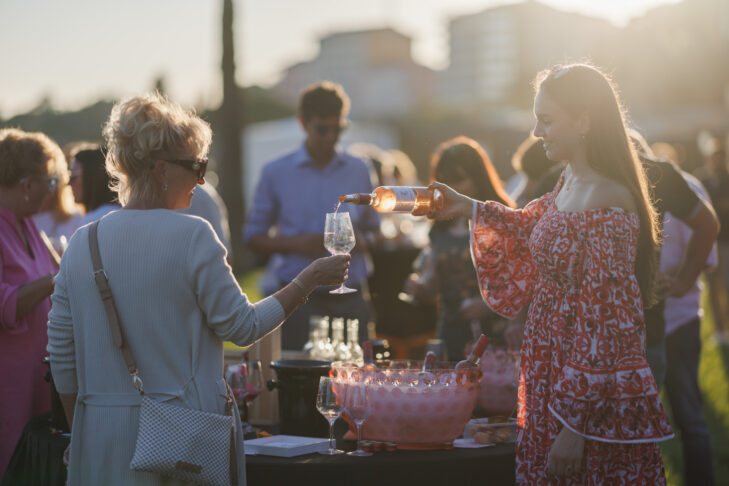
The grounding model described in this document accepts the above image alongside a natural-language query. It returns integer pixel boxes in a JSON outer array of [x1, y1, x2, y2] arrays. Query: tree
[[219, 0, 246, 272]]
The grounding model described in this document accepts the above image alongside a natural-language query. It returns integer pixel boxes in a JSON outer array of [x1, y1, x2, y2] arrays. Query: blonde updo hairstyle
[[0, 128, 66, 188], [103, 92, 212, 205]]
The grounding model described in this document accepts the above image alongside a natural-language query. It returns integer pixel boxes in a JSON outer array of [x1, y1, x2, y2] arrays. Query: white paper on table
[[453, 438, 497, 448]]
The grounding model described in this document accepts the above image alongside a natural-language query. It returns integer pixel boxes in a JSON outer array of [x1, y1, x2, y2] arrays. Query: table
[[2, 416, 516, 486], [245, 422, 516, 486], [1, 414, 69, 486]]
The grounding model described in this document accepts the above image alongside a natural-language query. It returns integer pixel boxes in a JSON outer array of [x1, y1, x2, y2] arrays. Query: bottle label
[[388, 187, 417, 212]]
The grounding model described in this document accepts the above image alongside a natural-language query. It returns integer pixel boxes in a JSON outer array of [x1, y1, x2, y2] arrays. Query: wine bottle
[[419, 351, 438, 386], [346, 319, 363, 362], [361, 340, 377, 371], [339, 186, 444, 216], [454, 334, 489, 385], [455, 334, 490, 369], [331, 318, 351, 361], [422, 351, 438, 371]]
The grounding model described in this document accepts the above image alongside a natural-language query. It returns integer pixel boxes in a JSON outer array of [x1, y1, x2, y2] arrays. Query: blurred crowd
[[1, 76, 728, 484]]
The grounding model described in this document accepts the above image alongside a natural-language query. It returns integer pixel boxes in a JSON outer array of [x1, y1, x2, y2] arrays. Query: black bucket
[[267, 360, 330, 437]]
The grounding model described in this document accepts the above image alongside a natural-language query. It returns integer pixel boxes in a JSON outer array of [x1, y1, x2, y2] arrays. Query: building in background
[[273, 28, 435, 119], [437, 0, 618, 108]]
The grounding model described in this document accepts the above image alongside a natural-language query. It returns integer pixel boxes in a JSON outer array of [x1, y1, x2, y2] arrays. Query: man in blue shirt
[[244, 81, 380, 350]]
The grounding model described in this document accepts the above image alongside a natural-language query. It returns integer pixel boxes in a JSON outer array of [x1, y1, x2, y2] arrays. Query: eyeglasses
[[164, 158, 208, 183], [314, 121, 349, 137], [20, 175, 59, 193], [46, 177, 59, 192]]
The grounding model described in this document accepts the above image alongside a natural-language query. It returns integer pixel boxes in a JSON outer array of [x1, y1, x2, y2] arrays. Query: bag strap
[[88, 220, 144, 394]]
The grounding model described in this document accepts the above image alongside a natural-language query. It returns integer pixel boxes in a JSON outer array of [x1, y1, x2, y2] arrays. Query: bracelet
[[292, 278, 309, 303]]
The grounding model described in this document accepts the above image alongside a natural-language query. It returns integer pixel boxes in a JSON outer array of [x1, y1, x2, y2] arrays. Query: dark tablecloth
[[1, 415, 516, 486], [246, 421, 515, 486], [1, 414, 69, 486], [246, 443, 515, 486]]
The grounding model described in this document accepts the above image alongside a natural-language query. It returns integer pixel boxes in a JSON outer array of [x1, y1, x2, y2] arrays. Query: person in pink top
[[0, 128, 64, 476]]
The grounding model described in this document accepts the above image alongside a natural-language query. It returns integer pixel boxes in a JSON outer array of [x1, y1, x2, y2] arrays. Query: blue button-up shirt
[[244, 145, 379, 287]]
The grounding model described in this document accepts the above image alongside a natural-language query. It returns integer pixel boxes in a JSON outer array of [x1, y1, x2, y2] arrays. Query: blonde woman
[[47, 92, 349, 485], [429, 64, 673, 484]]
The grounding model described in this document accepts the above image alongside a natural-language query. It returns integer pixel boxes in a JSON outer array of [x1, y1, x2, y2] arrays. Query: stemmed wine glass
[[226, 360, 263, 434], [324, 212, 357, 294], [343, 382, 372, 457], [316, 377, 345, 455]]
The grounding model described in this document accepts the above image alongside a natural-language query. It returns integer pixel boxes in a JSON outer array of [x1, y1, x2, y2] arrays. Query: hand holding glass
[[324, 212, 357, 294], [316, 377, 345, 455]]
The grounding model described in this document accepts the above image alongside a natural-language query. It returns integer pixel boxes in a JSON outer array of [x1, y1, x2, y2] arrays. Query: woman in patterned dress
[[428, 64, 674, 484]]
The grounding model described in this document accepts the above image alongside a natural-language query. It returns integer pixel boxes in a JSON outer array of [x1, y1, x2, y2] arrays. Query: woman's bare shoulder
[[587, 178, 637, 213]]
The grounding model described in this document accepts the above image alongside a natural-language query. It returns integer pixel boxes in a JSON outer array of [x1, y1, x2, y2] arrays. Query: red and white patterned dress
[[471, 176, 673, 485]]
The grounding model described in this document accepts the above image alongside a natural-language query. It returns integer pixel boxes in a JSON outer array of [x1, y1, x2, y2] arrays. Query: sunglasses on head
[[164, 158, 208, 183], [313, 121, 349, 137]]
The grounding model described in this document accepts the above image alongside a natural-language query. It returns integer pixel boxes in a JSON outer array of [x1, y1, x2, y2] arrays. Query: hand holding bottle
[[426, 182, 475, 220]]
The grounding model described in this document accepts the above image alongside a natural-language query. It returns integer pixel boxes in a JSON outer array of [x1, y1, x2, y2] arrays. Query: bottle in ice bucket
[[454, 334, 490, 385], [422, 351, 437, 371], [339, 186, 444, 216], [419, 351, 438, 385]]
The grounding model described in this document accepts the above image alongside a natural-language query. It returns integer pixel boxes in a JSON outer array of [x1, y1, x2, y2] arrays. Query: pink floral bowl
[[330, 360, 482, 449]]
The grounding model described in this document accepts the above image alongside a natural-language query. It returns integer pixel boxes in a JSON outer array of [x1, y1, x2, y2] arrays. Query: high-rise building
[[438, 1, 617, 107]]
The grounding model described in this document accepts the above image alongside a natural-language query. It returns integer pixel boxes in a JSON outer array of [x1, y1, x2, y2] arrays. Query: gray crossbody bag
[[88, 220, 238, 486]]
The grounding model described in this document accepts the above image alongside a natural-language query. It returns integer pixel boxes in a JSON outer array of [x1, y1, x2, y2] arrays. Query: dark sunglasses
[[314, 121, 349, 137], [164, 158, 208, 183]]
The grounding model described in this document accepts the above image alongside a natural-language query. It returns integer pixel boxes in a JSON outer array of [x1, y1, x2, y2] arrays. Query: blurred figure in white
[[180, 172, 231, 254], [661, 168, 717, 486], [694, 134, 729, 344], [32, 143, 86, 253]]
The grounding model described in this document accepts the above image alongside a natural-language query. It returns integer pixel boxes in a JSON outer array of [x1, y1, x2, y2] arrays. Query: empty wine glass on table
[[343, 382, 372, 457], [316, 377, 345, 455], [324, 212, 357, 294]]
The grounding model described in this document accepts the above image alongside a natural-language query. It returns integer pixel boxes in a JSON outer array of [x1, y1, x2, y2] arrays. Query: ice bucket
[[331, 360, 482, 449], [267, 359, 330, 437]]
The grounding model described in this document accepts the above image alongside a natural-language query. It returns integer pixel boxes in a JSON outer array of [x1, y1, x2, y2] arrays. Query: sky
[[0, 0, 679, 118]]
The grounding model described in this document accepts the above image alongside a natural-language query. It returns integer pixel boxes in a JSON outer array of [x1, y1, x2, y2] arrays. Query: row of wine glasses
[[316, 377, 372, 456]]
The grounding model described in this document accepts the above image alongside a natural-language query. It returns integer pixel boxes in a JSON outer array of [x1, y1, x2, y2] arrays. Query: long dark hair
[[74, 147, 116, 211], [534, 63, 660, 306], [430, 136, 515, 207]]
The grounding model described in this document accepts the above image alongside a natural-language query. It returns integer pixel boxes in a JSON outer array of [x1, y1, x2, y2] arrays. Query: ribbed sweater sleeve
[[47, 259, 78, 394], [187, 220, 285, 346]]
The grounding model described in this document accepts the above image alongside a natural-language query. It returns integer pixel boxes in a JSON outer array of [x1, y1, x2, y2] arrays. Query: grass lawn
[[232, 269, 729, 484], [660, 291, 729, 485]]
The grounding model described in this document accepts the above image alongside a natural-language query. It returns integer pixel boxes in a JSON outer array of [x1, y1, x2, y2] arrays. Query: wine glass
[[316, 377, 345, 455], [324, 212, 357, 294], [225, 360, 263, 434], [343, 382, 372, 456]]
